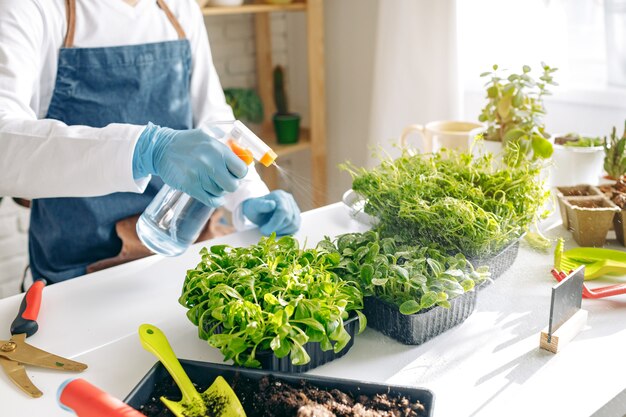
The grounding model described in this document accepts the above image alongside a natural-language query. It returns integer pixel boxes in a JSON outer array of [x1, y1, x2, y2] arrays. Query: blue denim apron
[[29, 0, 193, 283]]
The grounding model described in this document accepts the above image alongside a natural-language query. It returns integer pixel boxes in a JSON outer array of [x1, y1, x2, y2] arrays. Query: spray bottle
[[136, 120, 277, 256]]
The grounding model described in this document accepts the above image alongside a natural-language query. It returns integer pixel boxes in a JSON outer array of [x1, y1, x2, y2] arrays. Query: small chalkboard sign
[[540, 266, 587, 353]]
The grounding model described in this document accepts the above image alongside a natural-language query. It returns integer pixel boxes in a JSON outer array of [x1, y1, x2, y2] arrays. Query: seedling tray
[[469, 238, 520, 282], [364, 289, 477, 345], [555, 185, 604, 230], [208, 315, 360, 373], [125, 359, 435, 417], [563, 196, 619, 246]]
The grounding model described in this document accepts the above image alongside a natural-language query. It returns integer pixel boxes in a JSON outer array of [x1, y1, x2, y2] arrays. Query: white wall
[[323, 0, 379, 203]]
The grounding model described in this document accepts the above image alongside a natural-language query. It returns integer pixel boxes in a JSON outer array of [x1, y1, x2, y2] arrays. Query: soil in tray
[[138, 375, 427, 417], [613, 192, 626, 209], [569, 199, 613, 209]]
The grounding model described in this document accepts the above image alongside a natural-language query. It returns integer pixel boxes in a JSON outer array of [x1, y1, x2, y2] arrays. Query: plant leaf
[[399, 300, 421, 315], [531, 134, 554, 158]]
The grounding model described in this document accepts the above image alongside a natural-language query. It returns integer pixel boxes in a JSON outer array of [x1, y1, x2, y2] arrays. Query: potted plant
[[341, 149, 549, 260], [325, 231, 489, 345], [179, 235, 366, 372], [475, 63, 557, 165], [272, 65, 301, 144], [224, 88, 264, 125], [603, 121, 626, 180], [549, 133, 605, 187]]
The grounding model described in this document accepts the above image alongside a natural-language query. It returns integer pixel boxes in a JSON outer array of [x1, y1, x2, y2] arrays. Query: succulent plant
[[478, 63, 558, 165], [604, 121, 626, 179]]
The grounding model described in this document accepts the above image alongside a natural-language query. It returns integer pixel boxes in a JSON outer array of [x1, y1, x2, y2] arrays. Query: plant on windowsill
[[603, 121, 626, 180], [224, 88, 264, 125], [550, 132, 606, 187], [273, 65, 301, 145], [478, 63, 557, 166]]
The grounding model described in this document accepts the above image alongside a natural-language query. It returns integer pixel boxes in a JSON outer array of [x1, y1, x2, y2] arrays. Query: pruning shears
[[551, 269, 626, 299], [0, 279, 87, 397]]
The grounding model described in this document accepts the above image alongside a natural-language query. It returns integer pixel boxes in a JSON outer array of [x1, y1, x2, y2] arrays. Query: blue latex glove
[[133, 123, 248, 207], [242, 190, 301, 236]]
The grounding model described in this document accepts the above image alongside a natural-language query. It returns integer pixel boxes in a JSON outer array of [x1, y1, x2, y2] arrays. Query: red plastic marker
[[551, 268, 626, 299], [58, 379, 144, 417], [10, 279, 46, 337]]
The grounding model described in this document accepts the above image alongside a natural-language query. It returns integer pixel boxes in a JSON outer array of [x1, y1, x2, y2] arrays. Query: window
[[458, 0, 610, 90]]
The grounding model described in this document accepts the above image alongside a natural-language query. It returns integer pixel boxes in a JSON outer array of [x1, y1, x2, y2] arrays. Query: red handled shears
[[0, 279, 87, 397]]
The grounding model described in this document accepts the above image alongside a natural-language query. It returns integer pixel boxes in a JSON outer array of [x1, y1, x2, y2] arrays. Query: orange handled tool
[[58, 378, 144, 417], [11, 279, 45, 337]]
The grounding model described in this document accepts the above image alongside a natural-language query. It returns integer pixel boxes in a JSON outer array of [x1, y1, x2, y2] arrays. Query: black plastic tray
[[125, 359, 435, 417], [469, 238, 520, 282], [364, 289, 477, 345], [208, 315, 360, 373]]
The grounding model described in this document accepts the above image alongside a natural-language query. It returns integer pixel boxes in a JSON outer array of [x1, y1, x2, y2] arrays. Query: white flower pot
[[548, 144, 605, 187]]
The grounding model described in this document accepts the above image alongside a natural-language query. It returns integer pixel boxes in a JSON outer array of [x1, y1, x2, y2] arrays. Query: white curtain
[[367, 0, 460, 162]]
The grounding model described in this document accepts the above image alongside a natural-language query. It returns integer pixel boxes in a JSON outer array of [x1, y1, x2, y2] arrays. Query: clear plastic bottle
[[136, 121, 277, 256]]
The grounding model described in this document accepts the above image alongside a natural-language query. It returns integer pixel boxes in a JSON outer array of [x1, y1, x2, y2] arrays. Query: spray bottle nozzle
[[228, 121, 277, 167]]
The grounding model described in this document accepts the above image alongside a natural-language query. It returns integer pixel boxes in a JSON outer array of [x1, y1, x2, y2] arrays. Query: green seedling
[[341, 148, 549, 258], [179, 235, 366, 368], [325, 231, 490, 315]]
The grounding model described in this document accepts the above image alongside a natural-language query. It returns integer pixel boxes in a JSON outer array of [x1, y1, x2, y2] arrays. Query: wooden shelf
[[201, 2, 306, 16], [259, 127, 311, 157], [201, 0, 326, 205]]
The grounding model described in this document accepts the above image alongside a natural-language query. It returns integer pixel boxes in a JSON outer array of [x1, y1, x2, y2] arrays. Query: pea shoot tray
[[343, 189, 522, 283]]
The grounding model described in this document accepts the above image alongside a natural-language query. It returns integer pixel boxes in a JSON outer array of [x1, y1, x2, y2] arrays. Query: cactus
[[273, 65, 289, 115], [603, 121, 626, 179]]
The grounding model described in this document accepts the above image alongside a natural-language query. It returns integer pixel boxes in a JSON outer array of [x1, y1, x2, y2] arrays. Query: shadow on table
[[590, 387, 626, 417], [470, 348, 553, 417], [490, 309, 545, 353]]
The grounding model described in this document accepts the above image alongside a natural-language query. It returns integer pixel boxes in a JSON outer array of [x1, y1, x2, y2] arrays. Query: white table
[[1, 203, 625, 417]]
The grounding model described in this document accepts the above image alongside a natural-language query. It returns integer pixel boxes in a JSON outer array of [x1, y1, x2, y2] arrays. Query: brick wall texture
[[0, 13, 290, 298]]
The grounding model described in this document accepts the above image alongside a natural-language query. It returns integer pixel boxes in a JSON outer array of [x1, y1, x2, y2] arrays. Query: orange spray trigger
[[259, 150, 277, 167], [228, 140, 254, 166]]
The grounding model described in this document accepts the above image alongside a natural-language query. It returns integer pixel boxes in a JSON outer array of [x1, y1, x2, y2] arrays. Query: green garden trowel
[[138, 324, 246, 417]]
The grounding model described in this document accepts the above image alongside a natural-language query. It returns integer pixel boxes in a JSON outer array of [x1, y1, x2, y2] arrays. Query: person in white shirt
[[0, 0, 301, 283]]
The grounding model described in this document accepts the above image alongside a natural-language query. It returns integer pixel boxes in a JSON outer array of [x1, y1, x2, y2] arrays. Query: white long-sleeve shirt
[[0, 0, 268, 226]]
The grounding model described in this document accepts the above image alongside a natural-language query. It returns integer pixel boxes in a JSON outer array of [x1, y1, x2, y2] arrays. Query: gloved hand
[[133, 123, 248, 207], [242, 190, 301, 236]]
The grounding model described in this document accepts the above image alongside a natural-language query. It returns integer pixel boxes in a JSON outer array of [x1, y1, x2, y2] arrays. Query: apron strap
[[63, 0, 76, 48], [63, 0, 186, 48], [156, 0, 187, 40]]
